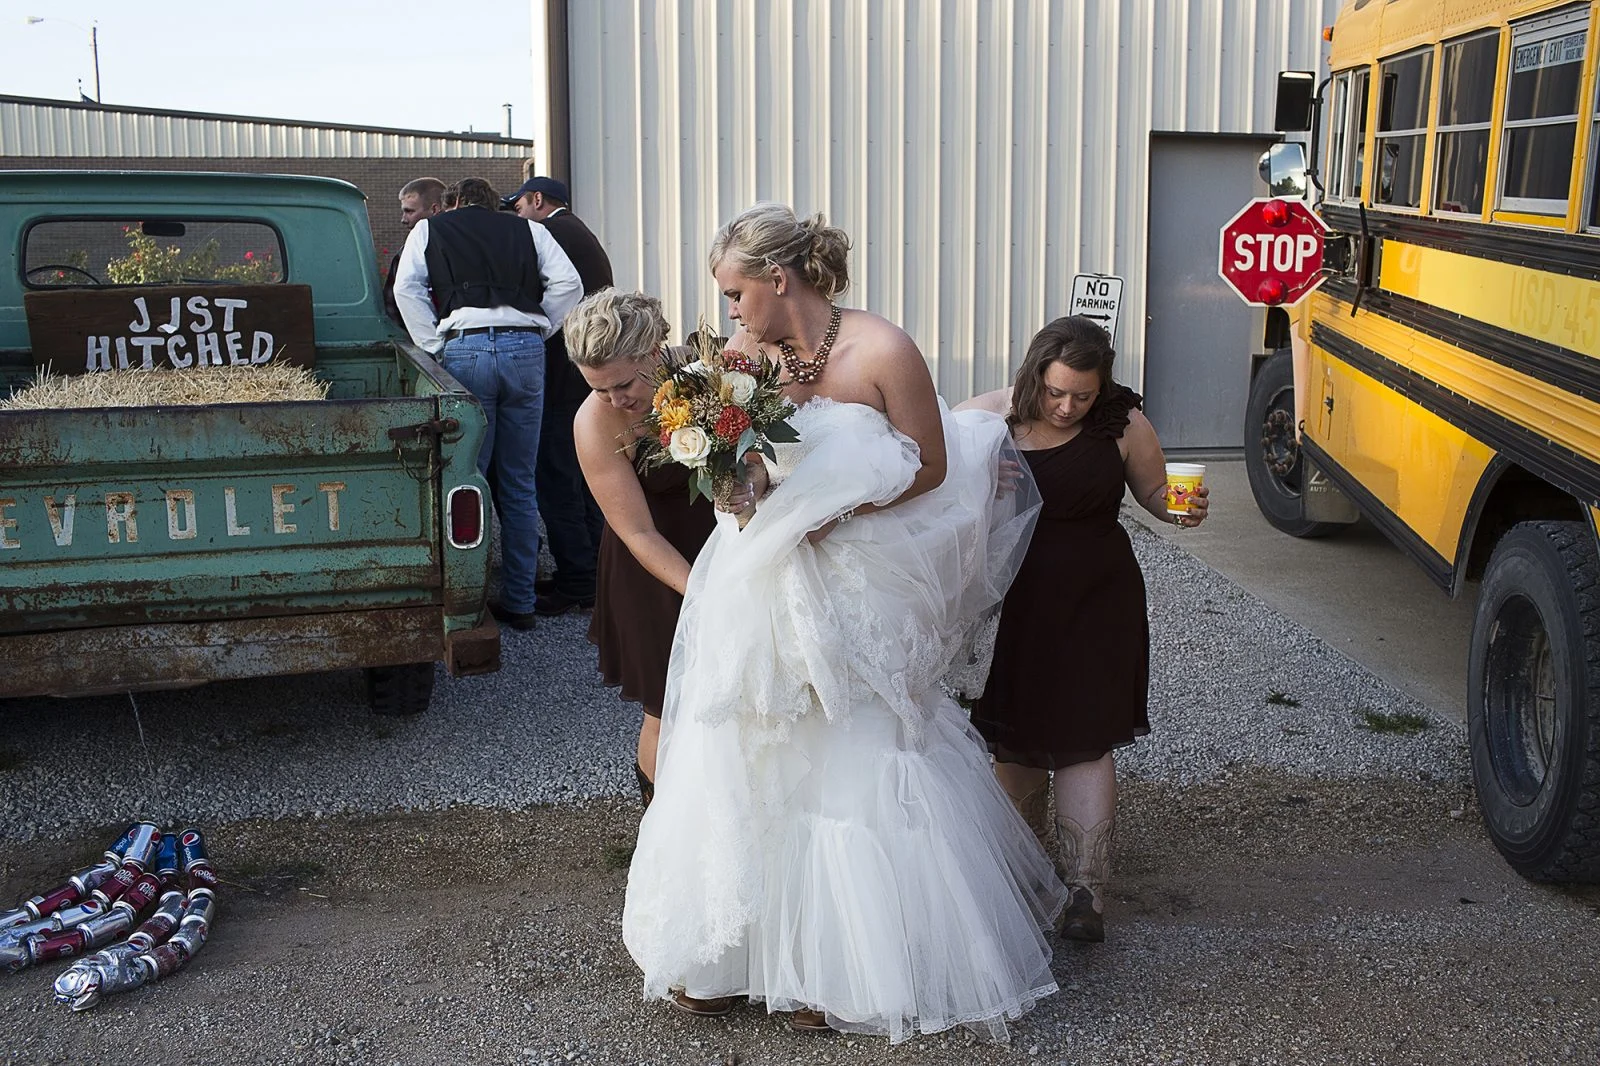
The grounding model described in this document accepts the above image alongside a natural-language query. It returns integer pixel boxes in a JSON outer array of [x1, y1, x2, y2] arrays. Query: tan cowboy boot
[[1008, 779, 1055, 861], [1056, 814, 1114, 943]]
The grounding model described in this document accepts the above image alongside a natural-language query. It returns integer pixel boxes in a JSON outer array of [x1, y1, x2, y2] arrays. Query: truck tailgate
[[0, 396, 445, 632]]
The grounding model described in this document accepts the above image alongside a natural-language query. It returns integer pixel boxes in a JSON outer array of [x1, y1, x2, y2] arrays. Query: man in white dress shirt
[[394, 176, 582, 630]]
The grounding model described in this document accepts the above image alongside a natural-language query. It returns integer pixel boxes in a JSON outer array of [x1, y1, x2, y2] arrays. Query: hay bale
[[0, 364, 329, 411]]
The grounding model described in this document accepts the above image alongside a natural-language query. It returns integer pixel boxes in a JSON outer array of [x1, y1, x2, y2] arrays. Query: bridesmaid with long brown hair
[[958, 315, 1208, 942]]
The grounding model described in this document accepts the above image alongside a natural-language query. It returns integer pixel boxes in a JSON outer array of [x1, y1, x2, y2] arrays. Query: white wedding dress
[[622, 397, 1066, 1044]]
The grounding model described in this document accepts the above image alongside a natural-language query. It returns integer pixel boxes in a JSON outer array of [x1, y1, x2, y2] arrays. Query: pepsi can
[[103, 824, 140, 864], [123, 824, 160, 871], [155, 835, 180, 881]]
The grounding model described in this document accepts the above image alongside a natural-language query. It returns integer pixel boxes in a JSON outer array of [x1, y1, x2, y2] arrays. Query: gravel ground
[[0, 517, 1465, 842], [1, 514, 1596, 1065]]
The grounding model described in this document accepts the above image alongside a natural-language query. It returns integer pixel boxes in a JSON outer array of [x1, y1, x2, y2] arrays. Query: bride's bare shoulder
[[724, 326, 759, 356], [845, 310, 922, 366]]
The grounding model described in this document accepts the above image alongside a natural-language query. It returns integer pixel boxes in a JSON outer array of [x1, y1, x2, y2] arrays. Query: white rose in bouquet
[[668, 425, 713, 467], [720, 370, 757, 405]]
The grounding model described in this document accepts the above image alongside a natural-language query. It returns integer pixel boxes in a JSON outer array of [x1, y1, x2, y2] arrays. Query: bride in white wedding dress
[[621, 203, 1067, 1044]]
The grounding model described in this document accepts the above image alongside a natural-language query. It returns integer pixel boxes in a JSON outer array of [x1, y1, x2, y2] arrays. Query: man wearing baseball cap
[[502, 176, 615, 617]]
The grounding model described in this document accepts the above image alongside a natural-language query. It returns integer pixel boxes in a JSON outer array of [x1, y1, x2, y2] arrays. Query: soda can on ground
[[168, 893, 215, 956], [71, 860, 120, 895], [140, 941, 187, 979], [51, 898, 105, 929], [29, 929, 87, 963], [21, 884, 80, 921], [102, 824, 141, 864], [114, 873, 163, 919], [91, 865, 140, 907], [74, 908, 133, 949], [179, 829, 218, 897], [53, 945, 154, 1011], [127, 893, 184, 951], [0, 939, 32, 973], [155, 835, 180, 881], [123, 824, 161, 871]]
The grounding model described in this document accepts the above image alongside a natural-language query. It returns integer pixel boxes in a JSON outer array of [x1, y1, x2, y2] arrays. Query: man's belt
[[442, 325, 543, 339]]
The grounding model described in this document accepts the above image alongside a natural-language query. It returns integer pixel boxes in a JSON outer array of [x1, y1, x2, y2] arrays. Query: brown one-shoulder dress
[[971, 386, 1150, 768], [587, 454, 717, 717]]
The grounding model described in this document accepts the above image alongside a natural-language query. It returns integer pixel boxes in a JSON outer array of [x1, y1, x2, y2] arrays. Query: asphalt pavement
[[1127, 458, 1476, 722]]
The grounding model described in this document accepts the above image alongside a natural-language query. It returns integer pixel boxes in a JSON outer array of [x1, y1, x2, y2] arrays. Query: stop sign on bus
[[1218, 197, 1328, 307]]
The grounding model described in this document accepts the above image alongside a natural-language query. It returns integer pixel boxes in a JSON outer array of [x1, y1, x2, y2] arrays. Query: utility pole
[[25, 16, 101, 102]]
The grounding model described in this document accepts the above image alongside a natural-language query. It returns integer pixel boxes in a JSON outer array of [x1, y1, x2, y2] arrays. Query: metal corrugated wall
[[564, 0, 1340, 397], [0, 100, 529, 160]]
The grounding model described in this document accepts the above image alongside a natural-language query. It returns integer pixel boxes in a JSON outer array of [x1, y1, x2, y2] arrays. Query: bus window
[[1375, 48, 1433, 208], [1327, 74, 1351, 199], [1434, 32, 1500, 215], [1499, 6, 1588, 216], [1344, 69, 1371, 200]]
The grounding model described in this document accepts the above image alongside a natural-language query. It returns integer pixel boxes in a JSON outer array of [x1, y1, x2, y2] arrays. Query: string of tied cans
[[0, 823, 218, 1010]]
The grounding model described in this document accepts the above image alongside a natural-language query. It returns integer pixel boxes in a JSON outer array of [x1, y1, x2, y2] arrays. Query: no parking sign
[[1069, 274, 1124, 343]]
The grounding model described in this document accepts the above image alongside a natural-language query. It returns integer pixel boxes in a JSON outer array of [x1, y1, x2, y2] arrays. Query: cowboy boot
[[1008, 779, 1055, 861], [1056, 814, 1114, 943]]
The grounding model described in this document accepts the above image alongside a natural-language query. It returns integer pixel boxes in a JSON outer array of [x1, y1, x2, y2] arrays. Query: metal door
[[1144, 134, 1274, 451]]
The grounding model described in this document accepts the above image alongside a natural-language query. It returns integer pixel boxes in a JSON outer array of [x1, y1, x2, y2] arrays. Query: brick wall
[[0, 155, 534, 278]]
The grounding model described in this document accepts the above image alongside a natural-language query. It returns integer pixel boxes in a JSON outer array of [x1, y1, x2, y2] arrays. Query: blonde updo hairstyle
[[564, 288, 671, 368], [708, 202, 851, 301]]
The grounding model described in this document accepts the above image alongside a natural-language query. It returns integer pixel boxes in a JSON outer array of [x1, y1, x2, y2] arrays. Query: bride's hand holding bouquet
[[638, 322, 797, 529]]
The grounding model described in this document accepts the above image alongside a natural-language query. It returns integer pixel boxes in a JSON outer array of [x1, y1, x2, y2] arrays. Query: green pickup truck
[[0, 170, 500, 713]]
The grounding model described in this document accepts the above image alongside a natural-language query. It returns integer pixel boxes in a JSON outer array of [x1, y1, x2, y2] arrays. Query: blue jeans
[[440, 329, 545, 613]]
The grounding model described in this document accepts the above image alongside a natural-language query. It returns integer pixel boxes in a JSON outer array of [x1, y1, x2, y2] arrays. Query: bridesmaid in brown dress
[[957, 315, 1208, 943], [565, 290, 716, 807]]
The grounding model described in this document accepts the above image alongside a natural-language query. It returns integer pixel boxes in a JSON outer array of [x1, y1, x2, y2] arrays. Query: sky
[[0, 0, 537, 138]]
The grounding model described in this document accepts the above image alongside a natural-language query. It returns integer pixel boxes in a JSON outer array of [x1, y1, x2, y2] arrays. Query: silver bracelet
[[836, 507, 856, 524]]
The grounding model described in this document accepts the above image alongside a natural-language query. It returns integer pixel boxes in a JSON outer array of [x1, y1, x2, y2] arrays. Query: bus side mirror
[[1274, 71, 1316, 132], [1259, 142, 1310, 199]]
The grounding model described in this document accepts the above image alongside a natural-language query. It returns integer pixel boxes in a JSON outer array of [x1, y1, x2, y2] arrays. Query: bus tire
[[1468, 520, 1600, 882], [1244, 349, 1343, 538], [366, 662, 437, 717]]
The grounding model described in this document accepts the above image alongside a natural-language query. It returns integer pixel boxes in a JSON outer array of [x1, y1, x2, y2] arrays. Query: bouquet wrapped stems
[[713, 469, 755, 530]]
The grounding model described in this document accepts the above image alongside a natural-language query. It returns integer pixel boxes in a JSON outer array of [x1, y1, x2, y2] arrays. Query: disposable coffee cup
[[1165, 462, 1206, 516]]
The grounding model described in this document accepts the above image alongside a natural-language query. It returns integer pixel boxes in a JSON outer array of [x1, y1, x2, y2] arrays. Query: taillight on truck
[[446, 486, 484, 549]]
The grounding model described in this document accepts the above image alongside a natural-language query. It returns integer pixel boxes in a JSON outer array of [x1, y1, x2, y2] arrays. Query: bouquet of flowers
[[640, 321, 798, 528]]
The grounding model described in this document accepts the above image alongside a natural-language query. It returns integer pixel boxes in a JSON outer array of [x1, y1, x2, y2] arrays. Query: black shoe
[[489, 601, 537, 631], [534, 589, 596, 617], [535, 578, 557, 596]]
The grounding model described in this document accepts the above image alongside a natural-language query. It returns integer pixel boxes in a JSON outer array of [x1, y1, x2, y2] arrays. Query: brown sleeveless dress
[[971, 386, 1150, 768], [587, 451, 717, 718]]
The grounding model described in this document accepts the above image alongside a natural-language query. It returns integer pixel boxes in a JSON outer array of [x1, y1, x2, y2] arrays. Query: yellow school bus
[[1252, 0, 1600, 880]]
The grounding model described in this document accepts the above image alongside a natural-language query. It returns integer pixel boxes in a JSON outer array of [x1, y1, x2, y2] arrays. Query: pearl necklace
[[776, 304, 842, 385]]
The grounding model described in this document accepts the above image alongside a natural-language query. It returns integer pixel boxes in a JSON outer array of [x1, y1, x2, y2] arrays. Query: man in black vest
[[502, 176, 613, 615], [394, 177, 582, 630]]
